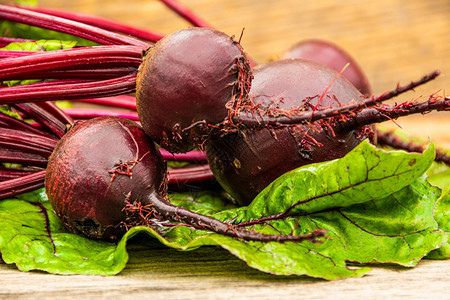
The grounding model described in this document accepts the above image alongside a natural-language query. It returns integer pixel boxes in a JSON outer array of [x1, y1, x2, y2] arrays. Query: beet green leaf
[[0, 141, 447, 279], [244, 140, 435, 218], [1, 39, 77, 51], [426, 188, 450, 259]]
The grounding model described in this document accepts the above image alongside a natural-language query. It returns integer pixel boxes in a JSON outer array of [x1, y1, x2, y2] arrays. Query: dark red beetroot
[[206, 59, 368, 205], [280, 39, 372, 96], [45, 117, 165, 239], [136, 27, 252, 153], [45, 116, 325, 242]]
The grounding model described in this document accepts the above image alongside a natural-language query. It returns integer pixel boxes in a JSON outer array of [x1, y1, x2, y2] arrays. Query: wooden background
[[1, 0, 450, 298]]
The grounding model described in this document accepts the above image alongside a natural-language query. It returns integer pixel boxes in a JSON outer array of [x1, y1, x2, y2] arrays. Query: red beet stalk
[[76, 95, 137, 110], [159, 0, 213, 28], [63, 108, 139, 121], [377, 129, 450, 166], [0, 4, 150, 48], [0, 170, 46, 199], [0, 104, 212, 199], [28, 6, 164, 43], [0, 46, 142, 80], [0, 37, 32, 47], [0, 74, 137, 104], [235, 70, 441, 127]]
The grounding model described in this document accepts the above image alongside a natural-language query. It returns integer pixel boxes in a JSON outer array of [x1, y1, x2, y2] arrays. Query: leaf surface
[[0, 142, 447, 279]]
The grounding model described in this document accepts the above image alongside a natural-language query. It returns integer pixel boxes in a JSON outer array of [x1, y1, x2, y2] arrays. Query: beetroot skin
[[45, 117, 165, 239], [281, 39, 372, 96], [136, 27, 252, 153], [206, 59, 369, 205]]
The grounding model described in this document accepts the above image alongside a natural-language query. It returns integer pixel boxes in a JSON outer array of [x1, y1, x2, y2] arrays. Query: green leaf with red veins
[[244, 140, 435, 218], [0, 141, 447, 280], [0, 200, 127, 275]]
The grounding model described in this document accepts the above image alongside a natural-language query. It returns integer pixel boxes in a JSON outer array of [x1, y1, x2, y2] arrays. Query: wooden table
[[1, 0, 449, 298], [1, 242, 449, 298]]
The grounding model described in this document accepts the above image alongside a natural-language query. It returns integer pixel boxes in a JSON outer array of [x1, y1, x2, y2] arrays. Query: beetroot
[[280, 39, 372, 96], [205, 59, 448, 205], [136, 27, 252, 153], [45, 116, 324, 242], [45, 117, 165, 239], [206, 59, 369, 205]]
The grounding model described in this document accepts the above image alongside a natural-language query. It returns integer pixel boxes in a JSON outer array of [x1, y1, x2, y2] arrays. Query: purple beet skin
[[45, 117, 165, 239], [281, 39, 372, 96], [206, 59, 369, 205], [136, 27, 252, 153]]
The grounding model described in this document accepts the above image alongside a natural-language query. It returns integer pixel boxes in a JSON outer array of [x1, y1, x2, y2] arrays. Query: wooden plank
[[1, 242, 450, 298]]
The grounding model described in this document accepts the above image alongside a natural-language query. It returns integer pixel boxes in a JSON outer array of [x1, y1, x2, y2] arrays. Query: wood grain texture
[[1, 242, 450, 299], [1, 0, 449, 298]]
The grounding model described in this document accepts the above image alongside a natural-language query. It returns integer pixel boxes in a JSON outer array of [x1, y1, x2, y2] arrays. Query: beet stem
[[159, 0, 213, 28], [0, 4, 150, 48], [0, 167, 40, 181], [63, 108, 139, 121], [0, 149, 49, 167], [0, 37, 32, 47], [28, 6, 164, 43], [0, 73, 137, 104], [376, 129, 450, 166], [7, 67, 139, 80], [0, 112, 54, 137], [0, 50, 40, 58], [167, 164, 213, 183], [0, 128, 58, 155], [236, 70, 441, 127], [12, 103, 71, 138], [34, 102, 75, 127], [0, 46, 142, 81], [77, 95, 137, 110], [143, 192, 326, 243], [161, 150, 207, 162], [0, 170, 46, 198]]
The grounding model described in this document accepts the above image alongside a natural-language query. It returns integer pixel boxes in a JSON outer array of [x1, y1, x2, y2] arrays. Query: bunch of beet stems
[[0, 1, 214, 187], [0, 2, 449, 200], [0, 0, 247, 103], [0, 101, 215, 198], [0, 1, 208, 102]]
